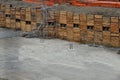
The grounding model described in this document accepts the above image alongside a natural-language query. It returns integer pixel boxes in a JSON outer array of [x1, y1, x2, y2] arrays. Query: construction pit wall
[[0, 3, 39, 31], [0, 4, 120, 47]]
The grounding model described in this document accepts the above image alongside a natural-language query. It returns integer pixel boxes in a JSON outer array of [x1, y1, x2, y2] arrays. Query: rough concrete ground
[[0, 28, 119, 80], [0, 28, 21, 38]]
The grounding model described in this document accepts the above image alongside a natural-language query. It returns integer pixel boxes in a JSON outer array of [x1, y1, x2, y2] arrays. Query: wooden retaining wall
[[0, 4, 120, 47]]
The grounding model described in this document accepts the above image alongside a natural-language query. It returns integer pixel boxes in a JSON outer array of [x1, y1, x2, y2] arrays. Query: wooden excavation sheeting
[[0, 11, 5, 27], [11, 8, 16, 29], [5, 5, 11, 28], [73, 14, 80, 42], [21, 7, 26, 31], [0, 4, 120, 47]]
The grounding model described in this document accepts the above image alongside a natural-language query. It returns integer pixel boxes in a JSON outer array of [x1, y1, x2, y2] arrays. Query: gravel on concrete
[[0, 1, 120, 16], [55, 4, 120, 16]]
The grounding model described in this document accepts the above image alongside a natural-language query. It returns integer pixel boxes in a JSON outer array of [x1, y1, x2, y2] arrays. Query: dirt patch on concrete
[[0, 28, 21, 38]]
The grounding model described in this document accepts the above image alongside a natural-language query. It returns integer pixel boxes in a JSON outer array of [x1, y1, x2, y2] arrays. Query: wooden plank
[[25, 21, 31, 32], [111, 17, 119, 23], [73, 14, 79, 24], [67, 27, 74, 41], [80, 14, 86, 22], [54, 27, 59, 37], [1, 4, 5, 11], [87, 30, 94, 44], [31, 21, 37, 30], [94, 31, 103, 45], [111, 36, 119, 47], [31, 8, 37, 22], [111, 33, 119, 37], [87, 14, 94, 26], [21, 7, 26, 21], [16, 7, 21, 19], [54, 11, 59, 23], [0, 20, 5, 27], [59, 11, 67, 24], [94, 24, 102, 31], [119, 17, 120, 28], [5, 4, 12, 9], [67, 12, 73, 27], [80, 30, 87, 44], [21, 21, 26, 31], [58, 27, 64, 39], [11, 8, 16, 19], [103, 17, 110, 27], [73, 33, 80, 42], [63, 29, 67, 39], [5, 8, 10, 14], [47, 27, 55, 37], [110, 22, 119, 33], [110, 33, 119, 47], [73, 27, 80, 33], [6, 18, 11, 28], [48, 10, 55, 20], [16, 21, 21, 29], [0, 11, 5, 27], [26, 8, 31, 21], [102, 31, 110, 46], [80, 24, 87, 30], [36, 8, 42, 23], [26, 24, 31, 32], [10, 19, 16, 29], [95, 15, 102, 19]]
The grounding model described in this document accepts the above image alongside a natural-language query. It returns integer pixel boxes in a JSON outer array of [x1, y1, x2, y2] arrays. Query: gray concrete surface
[[0, 28, 120, 80], [1, 1, 120, 16]]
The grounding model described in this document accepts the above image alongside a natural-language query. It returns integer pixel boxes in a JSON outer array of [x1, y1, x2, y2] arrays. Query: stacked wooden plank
[[110, 17, 119, 33], [15, 7, 21, 29], [59, 11, 67, 24], [110, 17, 119, 47], [80, 14, 87, 30], [0, 4, 5, 11], [48, 10, 55, 21], [25, 7, 31, 32], [119, 17, 120, 47], [67, 12, 73, 41], [0, 11, 5, 27], [54, 11, 59, 37], [59, 11, 67, 39], [94, 15, 103, 31], [80, 14, 87, 43], [87, 14, 94, 26], [10, 7, 16, 29], [102, 17, 110, 46], [21, 7, 26, 31], [87, 30, 94, 44], [54, 11, 59, 23], [86, 14, 94, 44], [47, 10, 55, 37], [94, 15, 103, 45], [5, 4, 11, 28], [73, 14, 80, 42], [94, 31, 103, 45], [31, 8, 37, 31], [36, 8, 42, 24], [110, 33, 119, 47]]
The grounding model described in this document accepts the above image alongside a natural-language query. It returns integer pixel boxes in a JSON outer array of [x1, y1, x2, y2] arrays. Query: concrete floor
[[0, 28, 120, 80]]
